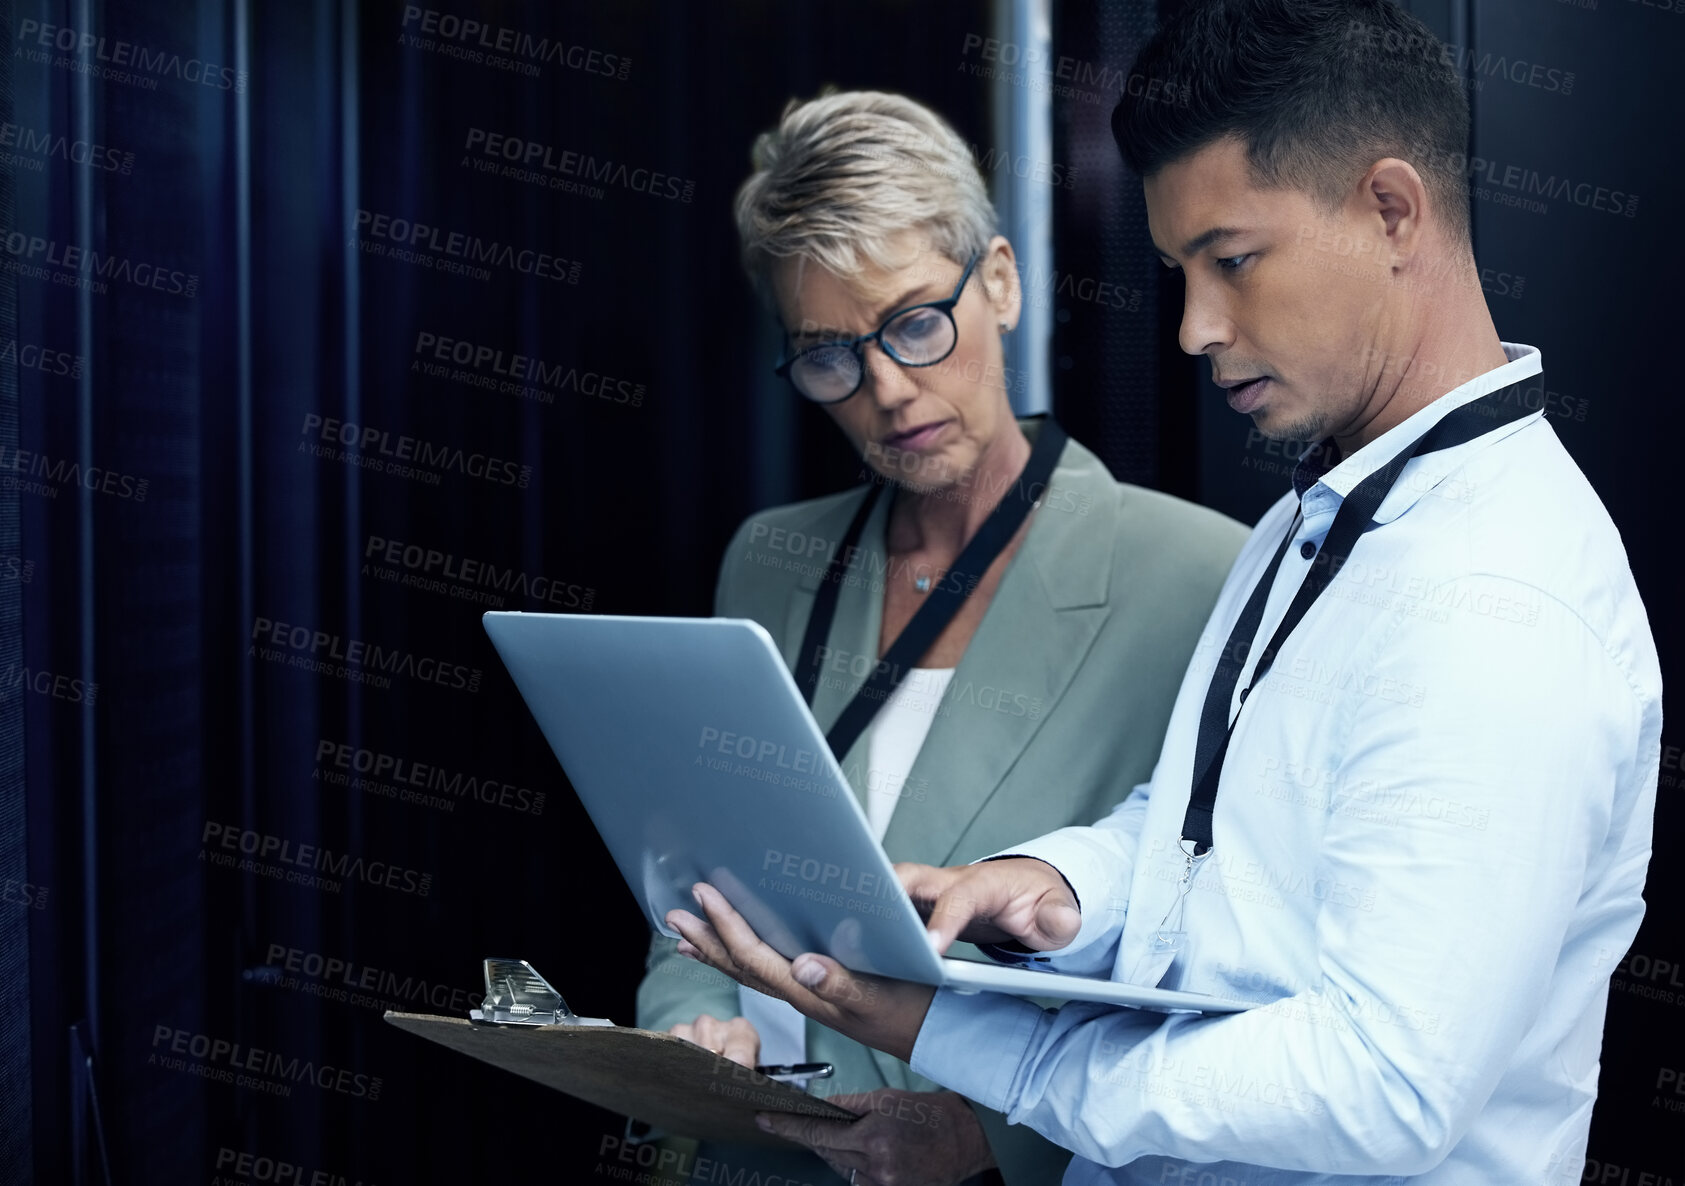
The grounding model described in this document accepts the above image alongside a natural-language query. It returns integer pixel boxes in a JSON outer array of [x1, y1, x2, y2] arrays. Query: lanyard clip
[[1176, 837, 1212, 886], [1140, 838, 1212, 984]]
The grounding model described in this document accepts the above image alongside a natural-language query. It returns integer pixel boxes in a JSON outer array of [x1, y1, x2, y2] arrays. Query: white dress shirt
[[909, 344, 1662, 1184]]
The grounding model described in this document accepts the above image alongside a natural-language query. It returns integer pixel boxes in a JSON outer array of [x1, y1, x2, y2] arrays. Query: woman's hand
[[667, 1013, 760, 1068], [667, 882, 935, 1063], [757, 1088, 996, 1186]]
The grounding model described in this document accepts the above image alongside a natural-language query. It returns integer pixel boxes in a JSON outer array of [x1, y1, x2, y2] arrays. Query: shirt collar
[[1291, 441, 1339, 500], [1294, 342, 1544, 524]]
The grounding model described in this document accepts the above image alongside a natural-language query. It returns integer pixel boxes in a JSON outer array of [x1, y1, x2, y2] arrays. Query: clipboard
[[384, 959, 858, 1147]]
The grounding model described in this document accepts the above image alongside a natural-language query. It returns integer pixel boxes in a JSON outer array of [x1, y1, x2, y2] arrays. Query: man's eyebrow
[[1153, 226, 1250, 260], [790, 279, 946, 341]]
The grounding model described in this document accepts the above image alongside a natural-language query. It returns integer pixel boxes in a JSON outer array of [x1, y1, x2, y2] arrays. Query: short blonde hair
[[733, 89, 998, 302]]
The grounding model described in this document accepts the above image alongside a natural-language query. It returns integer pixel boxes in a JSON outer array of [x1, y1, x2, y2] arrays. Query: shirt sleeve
[[915, 576, 1647, 1176]]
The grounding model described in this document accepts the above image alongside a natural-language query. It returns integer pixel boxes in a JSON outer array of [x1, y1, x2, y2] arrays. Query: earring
[[998, 322, 1010, 334]]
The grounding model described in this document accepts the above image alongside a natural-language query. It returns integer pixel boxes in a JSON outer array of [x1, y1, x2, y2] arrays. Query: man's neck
[[889, 423, 1031, 556], [1333, 292, 1512, 461]]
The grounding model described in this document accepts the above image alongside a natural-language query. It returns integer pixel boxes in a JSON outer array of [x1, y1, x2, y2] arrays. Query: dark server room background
[[1, 0, 1680, 1182]]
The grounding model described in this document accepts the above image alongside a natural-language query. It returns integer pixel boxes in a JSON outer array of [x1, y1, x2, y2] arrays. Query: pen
[[754, 1061, 834, 1083]]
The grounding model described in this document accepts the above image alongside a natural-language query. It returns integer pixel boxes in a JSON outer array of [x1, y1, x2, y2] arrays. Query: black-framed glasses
[[773, 252, 981, 404]]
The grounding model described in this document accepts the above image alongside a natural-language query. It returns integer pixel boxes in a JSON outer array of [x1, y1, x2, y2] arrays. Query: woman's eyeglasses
[[773, 253, 980, 404]]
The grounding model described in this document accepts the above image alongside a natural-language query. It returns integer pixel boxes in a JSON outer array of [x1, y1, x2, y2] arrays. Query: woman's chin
[[878, 454, 965, 497]]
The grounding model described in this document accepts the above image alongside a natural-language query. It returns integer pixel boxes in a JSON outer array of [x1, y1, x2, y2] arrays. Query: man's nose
[[1177, 283, 1234, 358]]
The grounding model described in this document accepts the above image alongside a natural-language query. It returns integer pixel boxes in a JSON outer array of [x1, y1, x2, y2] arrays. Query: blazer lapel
[[777, 435, 1118, 1093], [866, 436, 1117, 1089], [877, 435, 1116, 868]]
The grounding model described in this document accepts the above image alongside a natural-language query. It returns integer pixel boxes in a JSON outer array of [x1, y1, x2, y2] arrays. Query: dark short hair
[[1113, 0, 1472, 246]]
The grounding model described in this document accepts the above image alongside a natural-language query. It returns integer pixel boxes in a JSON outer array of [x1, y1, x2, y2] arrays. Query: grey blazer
[[636, 421, 1247, 1185]]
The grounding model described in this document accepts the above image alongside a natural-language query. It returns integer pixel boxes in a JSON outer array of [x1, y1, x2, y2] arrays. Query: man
[[665, 1, 1662, 1183]]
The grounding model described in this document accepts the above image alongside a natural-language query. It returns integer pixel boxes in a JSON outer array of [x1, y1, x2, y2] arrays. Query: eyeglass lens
[[789, 305, 958, 402]]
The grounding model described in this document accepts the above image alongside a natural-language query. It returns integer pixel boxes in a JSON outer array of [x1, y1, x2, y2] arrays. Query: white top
[[742, 667, 957, 1065], [912, 344, 1663, 1184], [865, 667, 956, 840]]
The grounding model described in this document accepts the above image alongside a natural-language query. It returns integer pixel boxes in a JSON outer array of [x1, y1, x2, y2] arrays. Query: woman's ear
[[979, 234, 1022, 331]]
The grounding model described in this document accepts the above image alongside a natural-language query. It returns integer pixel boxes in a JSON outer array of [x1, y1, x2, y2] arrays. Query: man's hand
[[666, 883, 935, 1063], [757, 1088, 995, 1186], [896, 858, 1082, 954], [667, 1014, 759, 1068]]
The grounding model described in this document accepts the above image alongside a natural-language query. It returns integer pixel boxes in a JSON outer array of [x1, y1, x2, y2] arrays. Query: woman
[[636, 89, 1245, 1186]]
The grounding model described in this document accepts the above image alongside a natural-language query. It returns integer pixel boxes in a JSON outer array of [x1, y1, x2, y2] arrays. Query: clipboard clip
[[468, 958, 615, 1028]]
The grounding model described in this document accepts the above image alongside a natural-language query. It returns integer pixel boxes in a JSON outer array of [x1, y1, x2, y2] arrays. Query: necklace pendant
[[914, 575, 931, 593]]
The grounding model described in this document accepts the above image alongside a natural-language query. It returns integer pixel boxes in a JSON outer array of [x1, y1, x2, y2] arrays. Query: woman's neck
[[886, 423, 1032, 557]]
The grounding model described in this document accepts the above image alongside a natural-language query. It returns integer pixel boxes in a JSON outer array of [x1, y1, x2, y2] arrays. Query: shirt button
[[1300, 541, 1317, 560]]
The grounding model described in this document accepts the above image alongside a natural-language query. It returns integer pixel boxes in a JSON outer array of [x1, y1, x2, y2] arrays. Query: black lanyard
[[796, 417, 1069, 761], [1181, 384, 1534, 856]]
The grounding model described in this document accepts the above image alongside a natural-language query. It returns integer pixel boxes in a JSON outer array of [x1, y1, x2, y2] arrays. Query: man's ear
[[1361, 158, 1429, 270], [979, 234, 1022, 329]]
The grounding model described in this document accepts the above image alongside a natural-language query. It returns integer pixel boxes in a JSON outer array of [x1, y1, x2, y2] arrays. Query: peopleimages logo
[[201, 821, 433, 899], [351, 209, 581, 284], [0, 444, 147, 502], [958, 33, 1191, 107], [0, 121, 132, 174], [401, 6, 631, 80], [2, 662, 98, 706], [16, 19, 248, 92], [214, 1147, 378, 1186], [0, 337, 84, 378], [299, 412, 531, 489], [315, 738, 546, 816], [1343, 20, 1576, 95], [261, 942, 482, 1015], [413, 331, 644, 407], [1461, 156, 1637, 218], [0, 228, 198, 297], [250, 615, 482, 694], [150, 1024, 381, 1100], [2, 878, 48, 911], [463, 128, 694, 202], [363, 533, 594, 609]]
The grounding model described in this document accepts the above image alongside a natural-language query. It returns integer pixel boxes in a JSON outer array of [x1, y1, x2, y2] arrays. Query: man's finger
[[894, 862, 956, 917], [997, 869, 1082, 949], [666, 907, 746, 983], [918, 860, 1085, 952], [756, 1110, 864, 1153], [1027, 897, 1082, 949], [691, 883, 795, 995], [819, 1091, 877, 1114], [926, 883, 990, 953], [788, 952, 880, 1010]]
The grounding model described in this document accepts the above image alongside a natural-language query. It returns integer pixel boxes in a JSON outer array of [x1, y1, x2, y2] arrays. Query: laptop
[[482, 612, 1249, 1014]]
